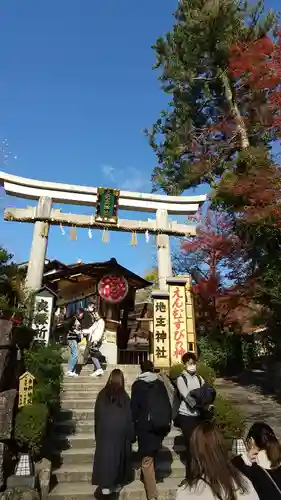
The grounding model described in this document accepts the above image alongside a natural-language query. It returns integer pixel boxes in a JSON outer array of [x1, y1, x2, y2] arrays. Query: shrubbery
[[214, 394, 245, 440], [169, 361, 245, 442], [198, 335, 257, 374], [14, 403, 49, 455], [14, 343, 63, 456]]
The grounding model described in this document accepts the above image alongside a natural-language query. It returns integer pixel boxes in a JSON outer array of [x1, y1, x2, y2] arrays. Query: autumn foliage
[[180, 209, 253, 335], [229, 33, 281, 137]]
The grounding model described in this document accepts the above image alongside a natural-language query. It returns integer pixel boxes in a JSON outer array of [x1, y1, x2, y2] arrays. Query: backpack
[[147, 381, 172, 435]]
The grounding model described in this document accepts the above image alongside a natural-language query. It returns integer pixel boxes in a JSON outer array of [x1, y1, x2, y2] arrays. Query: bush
[[24, 343, 63, 416], [198, 335, 245, 374], [198, 337, 227, 372], [213, 394, 245, 440], [14, 403, 49, 455], [169, 361, 216, 386], [14, 343, 63, 456]]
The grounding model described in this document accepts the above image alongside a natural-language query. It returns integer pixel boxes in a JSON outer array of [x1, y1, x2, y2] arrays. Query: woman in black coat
[[92, 369, 135, 495], [232, 422, 281, 500]]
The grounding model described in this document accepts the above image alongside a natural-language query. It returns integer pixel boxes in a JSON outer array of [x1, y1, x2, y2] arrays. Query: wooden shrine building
[[36, 257, 152, 363]]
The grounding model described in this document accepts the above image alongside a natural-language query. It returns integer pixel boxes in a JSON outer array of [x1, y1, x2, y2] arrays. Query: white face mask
[[187, 365, 196, 374]]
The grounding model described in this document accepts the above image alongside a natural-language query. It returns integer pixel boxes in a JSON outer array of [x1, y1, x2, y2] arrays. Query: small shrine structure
[[19, 257, 151, 364]]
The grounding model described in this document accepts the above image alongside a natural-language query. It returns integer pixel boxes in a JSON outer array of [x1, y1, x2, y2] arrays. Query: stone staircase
[[49, 365, 186, 500]]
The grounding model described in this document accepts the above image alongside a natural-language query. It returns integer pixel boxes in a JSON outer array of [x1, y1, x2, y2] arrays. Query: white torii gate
[[0, 172, 206, 290]]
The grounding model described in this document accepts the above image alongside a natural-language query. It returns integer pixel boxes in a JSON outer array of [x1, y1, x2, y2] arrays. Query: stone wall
[[0, 320, 18, 490]]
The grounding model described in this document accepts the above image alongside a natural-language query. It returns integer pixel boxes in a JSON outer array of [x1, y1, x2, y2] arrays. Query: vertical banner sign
[[95, 187, 120, 224], [185, 275, 196, 353], [32, 286, 57, 344], [152, 291, 170, 368], [168, 278, 188, 364]]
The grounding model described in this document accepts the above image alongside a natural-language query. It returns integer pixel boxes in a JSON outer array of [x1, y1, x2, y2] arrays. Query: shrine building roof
[[42, 257, 151, 290]]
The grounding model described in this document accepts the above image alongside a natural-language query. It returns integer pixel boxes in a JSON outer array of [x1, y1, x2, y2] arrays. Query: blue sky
[[0, 0, 279, 278]]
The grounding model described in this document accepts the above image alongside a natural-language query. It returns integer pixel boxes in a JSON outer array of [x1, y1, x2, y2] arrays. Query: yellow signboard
[[185, 275, 196, 353], [169, 283, 188, 364], [18, 371, 35, 408], [152, 294, 170, 369]]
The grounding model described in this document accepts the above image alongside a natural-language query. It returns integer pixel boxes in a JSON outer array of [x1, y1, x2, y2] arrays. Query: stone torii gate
[[0, 172, 206, 291]]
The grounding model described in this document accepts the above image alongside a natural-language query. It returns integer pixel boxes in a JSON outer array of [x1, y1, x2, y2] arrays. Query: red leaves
[[229, 33, 281, 138], [180, 208, 251, 333], [217, 147, 281, 227]]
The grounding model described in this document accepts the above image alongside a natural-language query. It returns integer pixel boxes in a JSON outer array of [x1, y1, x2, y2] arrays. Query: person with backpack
[[176, 351, 215, 464], [131, 360, 172, 500]]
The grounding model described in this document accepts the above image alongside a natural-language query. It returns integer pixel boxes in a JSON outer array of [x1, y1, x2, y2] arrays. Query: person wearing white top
[[77, 308, 105, 377], [176, 422, 259, 500]]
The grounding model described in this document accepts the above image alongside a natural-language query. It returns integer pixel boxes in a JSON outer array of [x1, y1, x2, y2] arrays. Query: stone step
[[62, 378, 135, 387], [61, 390, 113, 399], [57, 408, 94, 422], [49, 478, 181, 500], [51, 430, 184, 451], [52, 460, 185, 483], [61, 400, 96, 409], [54, 419, 94, 434], [52, 445, 186, 466], [54, 418, 180, 433], [62, 363, 140, 370]]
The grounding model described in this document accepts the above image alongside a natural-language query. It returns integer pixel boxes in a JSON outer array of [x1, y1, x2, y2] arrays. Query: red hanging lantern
[[98, 275, 128, 303]]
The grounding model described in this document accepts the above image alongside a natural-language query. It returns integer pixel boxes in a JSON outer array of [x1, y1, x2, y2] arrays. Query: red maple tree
[[229, 32, 281, 139], [179, 208, 253, 336]]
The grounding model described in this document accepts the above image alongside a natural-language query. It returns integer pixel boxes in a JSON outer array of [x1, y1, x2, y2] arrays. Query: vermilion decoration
[[98, 275, 128, 303]]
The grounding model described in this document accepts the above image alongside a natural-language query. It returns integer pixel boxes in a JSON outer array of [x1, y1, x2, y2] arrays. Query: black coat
[[92, 389, 135, 489], [232, 455, 281, 500], [131, 375, 168, 457]]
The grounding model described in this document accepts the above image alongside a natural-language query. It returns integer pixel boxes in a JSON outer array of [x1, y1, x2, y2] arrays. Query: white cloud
[[101, 164, 115, 181], [101, 164, 149, 192]]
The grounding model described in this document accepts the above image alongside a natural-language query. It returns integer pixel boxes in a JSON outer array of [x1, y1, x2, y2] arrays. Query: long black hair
[[103, 369, 127, 407]]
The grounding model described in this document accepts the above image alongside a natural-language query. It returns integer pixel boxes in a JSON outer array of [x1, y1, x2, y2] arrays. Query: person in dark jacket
[[232, 422, 281, 500], [131, 360, 171, 500], [92, 369, 135, 495]]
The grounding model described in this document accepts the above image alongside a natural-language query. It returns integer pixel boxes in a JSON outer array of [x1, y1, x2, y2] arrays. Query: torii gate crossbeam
[[0, 172, 207, 290]]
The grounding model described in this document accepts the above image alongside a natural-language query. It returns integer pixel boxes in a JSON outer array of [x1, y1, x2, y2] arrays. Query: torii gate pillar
[[156, 209, 172, 291], [25, 196, 52, 290]]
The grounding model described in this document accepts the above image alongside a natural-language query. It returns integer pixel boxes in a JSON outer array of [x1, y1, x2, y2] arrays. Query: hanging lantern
[[98, 275, 128, 303]]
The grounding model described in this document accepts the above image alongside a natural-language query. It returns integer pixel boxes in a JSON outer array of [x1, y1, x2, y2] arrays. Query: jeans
[[68, 340, 78, 372], [91, 355, 101, 371]]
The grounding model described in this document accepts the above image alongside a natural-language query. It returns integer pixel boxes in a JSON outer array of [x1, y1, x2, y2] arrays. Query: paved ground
[[216, 374, 281, 438]]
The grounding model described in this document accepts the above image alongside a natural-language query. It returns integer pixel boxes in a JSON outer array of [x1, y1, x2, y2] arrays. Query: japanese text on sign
[[185, 276, 196, 353], [153, 298, 170, 368], [18, 371, 35, 408], [169, 285, 188, 363], [32, 294, 53, 344]]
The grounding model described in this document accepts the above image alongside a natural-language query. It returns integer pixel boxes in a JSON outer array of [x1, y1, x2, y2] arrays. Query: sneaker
[[90, 368, 104, 377], [66, 371, 78, 377], [101, 489, 111, 495]]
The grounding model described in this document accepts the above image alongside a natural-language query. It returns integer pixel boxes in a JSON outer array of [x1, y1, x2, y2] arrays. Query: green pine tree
[[147, 0, 276, 194]]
